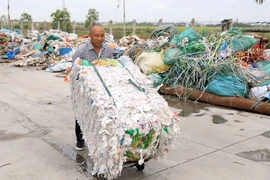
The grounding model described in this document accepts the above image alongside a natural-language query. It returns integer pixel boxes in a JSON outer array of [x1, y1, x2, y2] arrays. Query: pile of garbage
[[70, 57, 180, 179], [124, 26, 270, 104], [0, 28, 85, 71]]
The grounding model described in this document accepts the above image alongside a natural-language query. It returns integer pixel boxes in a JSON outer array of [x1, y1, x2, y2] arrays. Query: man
[[72, 24, 113, 151]]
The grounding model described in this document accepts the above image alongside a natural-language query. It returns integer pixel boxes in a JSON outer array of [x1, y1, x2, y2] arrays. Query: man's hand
[[66, 67, 72, 75]]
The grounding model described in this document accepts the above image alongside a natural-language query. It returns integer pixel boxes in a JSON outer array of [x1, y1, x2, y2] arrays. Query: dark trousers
[[75, 120, 84, 141]]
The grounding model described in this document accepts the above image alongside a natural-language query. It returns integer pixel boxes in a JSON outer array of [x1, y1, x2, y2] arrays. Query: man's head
[[89, 24, 105, 49]]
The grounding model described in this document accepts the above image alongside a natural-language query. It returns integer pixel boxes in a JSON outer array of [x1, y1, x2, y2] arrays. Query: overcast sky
[[0, 0, 269, 23]]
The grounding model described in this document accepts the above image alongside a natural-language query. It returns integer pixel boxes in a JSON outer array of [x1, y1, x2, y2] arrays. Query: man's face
[[89, 26, 105, 48]]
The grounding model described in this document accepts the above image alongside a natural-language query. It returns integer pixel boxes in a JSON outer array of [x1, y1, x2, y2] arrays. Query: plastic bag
[[134, 52, 170, 75], [169, 34, 179, 46], [177, 28, 198, 47], [230, 36, 259, 52], [46, 62, 72, 72], [206, 75, 249, 97], [46, 34, 63, 41], [164, 48, 182, 65], [256, 61, 270, 75], [148, 73, 164, 88], [249, 84, 270, 100]]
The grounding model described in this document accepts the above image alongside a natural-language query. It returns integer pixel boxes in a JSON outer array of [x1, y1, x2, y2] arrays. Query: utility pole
[[123, 0, 126, 37], [63, 0, 66, 31], [7, 0, 11, 30]]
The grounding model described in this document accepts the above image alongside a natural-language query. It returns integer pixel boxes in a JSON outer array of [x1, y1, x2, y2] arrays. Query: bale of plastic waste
[[70, 56, 179, 180]]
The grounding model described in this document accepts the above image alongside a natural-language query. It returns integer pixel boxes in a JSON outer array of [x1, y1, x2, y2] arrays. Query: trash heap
[[0, 28, 88, 72], [125, 26, 270, 104], [70, 57, 180, 179]]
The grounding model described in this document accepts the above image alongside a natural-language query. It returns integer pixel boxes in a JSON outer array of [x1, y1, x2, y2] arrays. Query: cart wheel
[[93, 174, 106, 180], [136, 163, 145, 171]]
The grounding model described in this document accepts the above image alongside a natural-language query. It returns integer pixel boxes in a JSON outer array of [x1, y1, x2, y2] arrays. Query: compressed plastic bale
[[134, 52, 170, 75], [69, 56, 180, 180]]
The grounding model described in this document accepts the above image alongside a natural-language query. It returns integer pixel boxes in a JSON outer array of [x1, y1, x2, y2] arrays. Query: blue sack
[[7, 51, 17, 59], [206, 75, 249, 97]]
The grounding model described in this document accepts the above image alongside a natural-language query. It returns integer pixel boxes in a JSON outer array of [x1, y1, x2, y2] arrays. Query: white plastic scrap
[[70, 56, 180, 180]]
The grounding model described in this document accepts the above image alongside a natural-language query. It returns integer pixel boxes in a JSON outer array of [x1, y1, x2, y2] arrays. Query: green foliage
[[23, 24, 29, 30], [85, 8, 99, 28], [13, 24, 20, 29], [51, 8, 72, 32], [21, 12, 33, 22], [255, 0, 265, 4]]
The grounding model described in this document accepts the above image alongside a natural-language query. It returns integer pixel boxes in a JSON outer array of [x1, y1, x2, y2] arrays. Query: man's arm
[[72, 45, 84, 65]]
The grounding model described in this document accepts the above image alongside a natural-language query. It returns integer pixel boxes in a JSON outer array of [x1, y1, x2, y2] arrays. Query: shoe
[[76, 140, 85, 151]]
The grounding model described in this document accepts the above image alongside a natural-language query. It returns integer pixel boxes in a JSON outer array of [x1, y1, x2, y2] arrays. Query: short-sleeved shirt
[[72, 40, 113, 64]]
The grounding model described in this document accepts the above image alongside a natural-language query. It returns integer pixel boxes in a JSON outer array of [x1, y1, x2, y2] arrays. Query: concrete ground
[[0, 63, 270, 180]]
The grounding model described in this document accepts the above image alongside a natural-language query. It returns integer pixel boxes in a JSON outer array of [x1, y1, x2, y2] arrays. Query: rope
[[118, 59, 145, 92], [89, 61, 117, 107]]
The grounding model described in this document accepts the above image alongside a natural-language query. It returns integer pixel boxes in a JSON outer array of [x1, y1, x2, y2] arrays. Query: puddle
[[212, 115, 228, 124], [237, 149, 270, 162], [163, 96, 211, 117], [37, 101, 67, 105], [195, 113, 207, 117], [261, 131, 270, 138], [234, 120, 242, 123], [76, 153, 92, 174], [0, 129, 48, 141], [42, 137, 92, 177]]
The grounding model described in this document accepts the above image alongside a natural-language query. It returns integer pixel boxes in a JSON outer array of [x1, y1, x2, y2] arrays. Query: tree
[[23, 24, 29, 30], [13, 24, 20, 29], [85, 8, 99, 28], [51, 8, 72, 32], [255, 0, 265, 4], [21, 12, 33, 22], [0, 15, 8, 28]]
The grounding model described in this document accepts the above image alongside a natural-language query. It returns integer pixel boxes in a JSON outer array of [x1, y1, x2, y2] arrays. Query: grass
[[75, 25, 269, 48]]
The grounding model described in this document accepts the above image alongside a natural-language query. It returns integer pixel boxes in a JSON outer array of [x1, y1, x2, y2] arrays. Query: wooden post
[[109, 20, 113, 35], [72, 21, 76, 33], [57, 21, 60, 30], [43, 21, 46, 31], [132, 19, 136, 35], [190, 18, 195, 28], [159, 18, 163, 26], [20, 21, 23, 32]]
